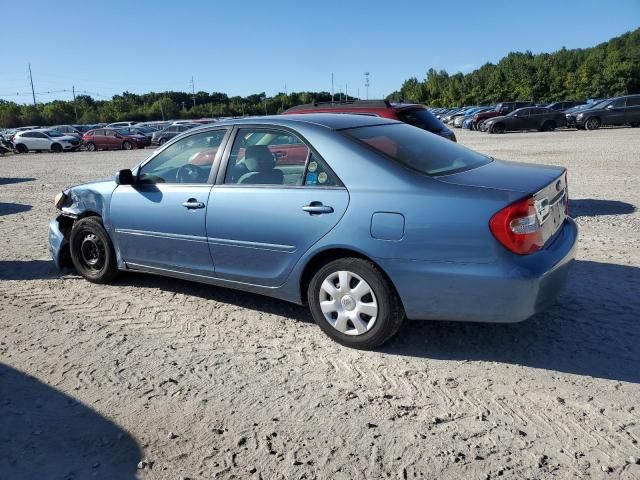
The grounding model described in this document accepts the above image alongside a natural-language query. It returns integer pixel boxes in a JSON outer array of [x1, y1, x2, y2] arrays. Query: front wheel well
[[299, 248, 403, 308]]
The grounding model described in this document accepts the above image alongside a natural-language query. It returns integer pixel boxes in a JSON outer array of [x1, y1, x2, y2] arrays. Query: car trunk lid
[[435, 159, 564, 194]]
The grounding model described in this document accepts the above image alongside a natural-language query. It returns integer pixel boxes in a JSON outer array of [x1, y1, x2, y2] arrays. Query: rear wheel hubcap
[[319, 270, 378, 336]]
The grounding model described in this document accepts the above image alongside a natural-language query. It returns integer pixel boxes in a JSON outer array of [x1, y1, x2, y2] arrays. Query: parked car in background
[[484, 107, 567, 133], [151, 123, 200, 145], [82, 128, 150, 151], [462, 107, 494, 129], [453, 106, 492, 128], [116, 126, 156, 140], [13, 129, 81, 153], [473, 101, 535, 130], [563, 103, 596, 127], [572, 95, 640, 130], [49, 114, 576, 349], [52, 125, 83, 139], [283, 100, 456, 142], [106, 121, 138, 128], [545, 100, 586, 111]]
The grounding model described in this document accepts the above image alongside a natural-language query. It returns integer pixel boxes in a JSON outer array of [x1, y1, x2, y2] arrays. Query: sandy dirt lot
[[1, 127, 639, 479]]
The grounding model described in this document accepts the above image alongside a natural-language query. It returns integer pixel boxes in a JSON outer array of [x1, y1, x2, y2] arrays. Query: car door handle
[[182, 198, 205, 209], [303, 202, 333, 214]]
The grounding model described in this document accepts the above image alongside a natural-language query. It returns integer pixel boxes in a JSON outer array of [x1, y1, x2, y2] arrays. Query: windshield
[[342, 123, 491, 176], [396, 108, 445, 133]]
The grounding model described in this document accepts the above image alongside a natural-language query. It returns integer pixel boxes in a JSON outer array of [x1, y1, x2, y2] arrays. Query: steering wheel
[[176, 164, 203, 183]]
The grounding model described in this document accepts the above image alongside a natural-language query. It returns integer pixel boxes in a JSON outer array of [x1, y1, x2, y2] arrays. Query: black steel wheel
[[70, 217, 118, 283]]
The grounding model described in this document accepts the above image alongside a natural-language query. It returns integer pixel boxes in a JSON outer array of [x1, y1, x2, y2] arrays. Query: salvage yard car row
[[430, 94, 640, 133]]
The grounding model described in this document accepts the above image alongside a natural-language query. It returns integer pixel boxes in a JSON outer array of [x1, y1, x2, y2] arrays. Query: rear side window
[[626, 96, 640, 106], [343, 123, 490, 176], [395, 108, 444, 134]]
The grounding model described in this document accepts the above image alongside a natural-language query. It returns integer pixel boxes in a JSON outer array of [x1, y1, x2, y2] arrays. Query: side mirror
[[115, 169, 134, 185], [114, 134, 122, 139], [606, 104, 615, 109], [513, 113, 520, 117]]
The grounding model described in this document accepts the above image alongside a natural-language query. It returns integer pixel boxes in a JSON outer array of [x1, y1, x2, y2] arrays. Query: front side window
[[138, 129, 227, 184], [224, 128, 310, 186], [343, 123, 491, 176], [609, 98, 626, 108]]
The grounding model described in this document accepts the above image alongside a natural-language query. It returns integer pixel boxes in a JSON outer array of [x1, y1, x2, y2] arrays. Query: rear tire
[[491, 123, 506, 134], [85, 142, 96, 152], [16, 143, 28, 153], [307, 257, 404, 349], [159, 137, 167, 145], [69, 217, 119, 284], [585, 117, 601, 130], [51, 143, 63, 153], [122, 141, 132, 150], [542, 120, 556, 132], [630, 122, 640, 128]]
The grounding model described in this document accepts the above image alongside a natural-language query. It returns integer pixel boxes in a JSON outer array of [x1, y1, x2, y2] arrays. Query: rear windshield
[[395, 108, 444, 133], [342, 123, 491, 176]]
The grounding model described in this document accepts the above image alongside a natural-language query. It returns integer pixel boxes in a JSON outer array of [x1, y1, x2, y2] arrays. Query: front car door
[[605, 98, 627, 125], [508, 108, 530, 130], [109, 128, 230, 276], [206, 126, 349, 287]]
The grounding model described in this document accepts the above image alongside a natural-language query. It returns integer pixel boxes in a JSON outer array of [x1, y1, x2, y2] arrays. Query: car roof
[[214, 113, 400, 131]]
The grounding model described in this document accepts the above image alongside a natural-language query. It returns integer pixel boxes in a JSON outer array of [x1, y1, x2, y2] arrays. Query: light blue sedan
[[49, 114, 577, 348]]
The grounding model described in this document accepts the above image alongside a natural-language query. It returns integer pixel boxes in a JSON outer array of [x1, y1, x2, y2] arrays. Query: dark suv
[[571, 95, 640, 130], [283, 100, 456, 142], [545, 100, 586, 111], [473, 101, 534, 130]]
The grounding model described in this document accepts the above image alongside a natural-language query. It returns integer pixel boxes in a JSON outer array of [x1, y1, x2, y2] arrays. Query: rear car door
[[110, 128, 230, 276], [206, 126, 349, 287]]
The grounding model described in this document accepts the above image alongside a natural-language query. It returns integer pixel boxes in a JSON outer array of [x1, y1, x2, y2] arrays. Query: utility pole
[[345, 84, 348, 102], [190, 76, 196, 107], [72, 85, 78, 121], [159, 99, 165, 120], [331, 72, 334, 104], [28, 63, 36, 106], [364, 72, 370, 100]]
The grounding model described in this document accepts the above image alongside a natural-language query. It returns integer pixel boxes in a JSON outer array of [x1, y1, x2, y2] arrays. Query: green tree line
[[0, 90, 338, 128], [389, 28, 640, 106]]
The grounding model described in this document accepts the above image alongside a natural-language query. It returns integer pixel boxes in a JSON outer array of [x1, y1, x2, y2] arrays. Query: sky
[[1, 0, 638, 103]]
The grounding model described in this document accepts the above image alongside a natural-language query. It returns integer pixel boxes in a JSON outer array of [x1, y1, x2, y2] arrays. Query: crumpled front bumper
[[48, 215, 69, 269]]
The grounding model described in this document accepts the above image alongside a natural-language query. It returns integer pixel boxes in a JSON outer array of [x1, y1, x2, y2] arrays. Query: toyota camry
[[49, 114, 577, 349]]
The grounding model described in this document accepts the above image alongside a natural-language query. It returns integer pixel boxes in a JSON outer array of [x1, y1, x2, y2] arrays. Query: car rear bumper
[[378, 217, 578, 323]]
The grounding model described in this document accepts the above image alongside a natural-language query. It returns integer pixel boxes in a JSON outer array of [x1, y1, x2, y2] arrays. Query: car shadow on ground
[[570, 199, 635, 218], [0, 202, 32, 216], [0, 177, 35, 185], [382, 260, 640, 384], [120, 272, 313, 323], [2, 259, 638, 383], [0, 260, 61, 280], [0, 363, 141, 478]]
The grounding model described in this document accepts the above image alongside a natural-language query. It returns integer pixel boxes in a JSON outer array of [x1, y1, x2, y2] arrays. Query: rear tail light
[[489, 196, 544, 255]]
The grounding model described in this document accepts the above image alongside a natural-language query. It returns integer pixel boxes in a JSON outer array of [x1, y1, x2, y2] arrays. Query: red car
[[283, 100, 456, 142], [82, 128, 151, 151]]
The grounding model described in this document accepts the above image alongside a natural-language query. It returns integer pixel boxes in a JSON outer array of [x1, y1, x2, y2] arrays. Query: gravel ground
[[1, 127, 639, 479]]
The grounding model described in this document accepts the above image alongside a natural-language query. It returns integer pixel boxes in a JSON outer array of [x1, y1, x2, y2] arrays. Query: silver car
[[13, 129, 80, 153]]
